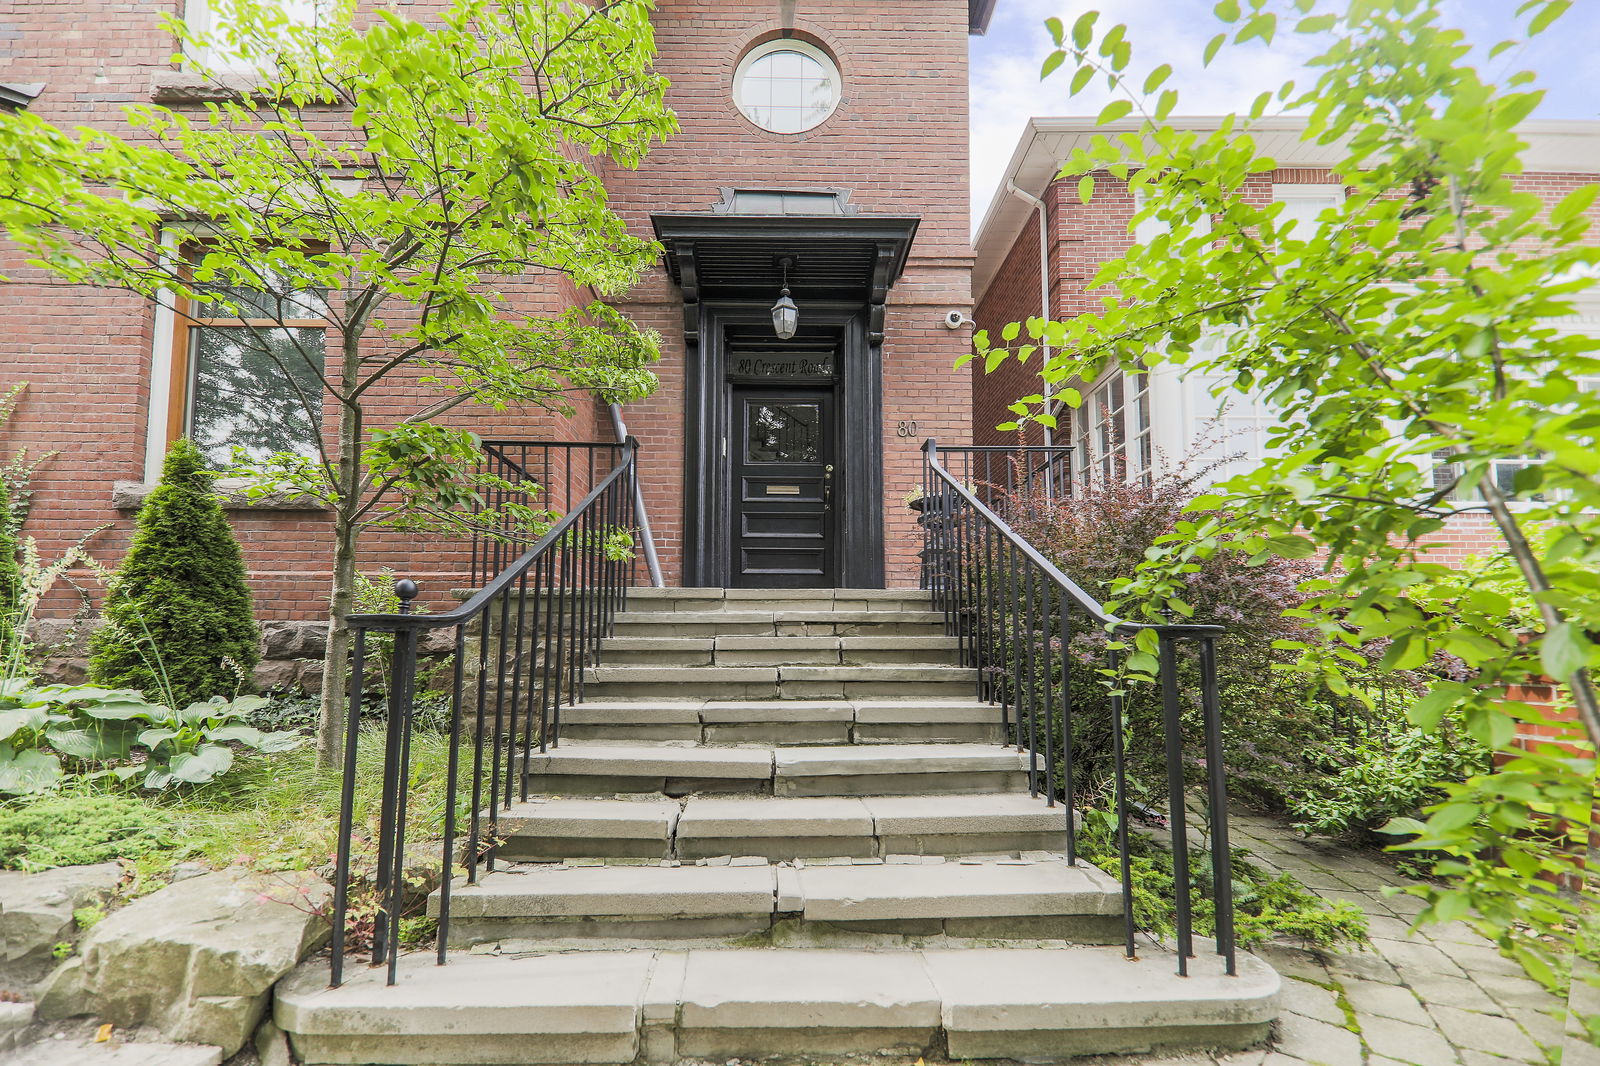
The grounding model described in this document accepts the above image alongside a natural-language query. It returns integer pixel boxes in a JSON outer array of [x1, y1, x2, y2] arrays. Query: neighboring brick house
[[972, 116, 1600, 562], [0, 0, 994, 631]]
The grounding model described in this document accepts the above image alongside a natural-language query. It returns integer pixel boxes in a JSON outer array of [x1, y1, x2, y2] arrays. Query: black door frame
[[685, 301, 884, 588]]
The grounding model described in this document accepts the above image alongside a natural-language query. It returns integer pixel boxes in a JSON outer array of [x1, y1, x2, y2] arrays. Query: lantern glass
[[771, 292, 799, 340]]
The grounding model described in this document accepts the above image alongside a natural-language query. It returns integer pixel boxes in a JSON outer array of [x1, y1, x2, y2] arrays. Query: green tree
[[0, 0, 674, 764], [89, 439, 260, 707], [974, 0, 1599, 1036]]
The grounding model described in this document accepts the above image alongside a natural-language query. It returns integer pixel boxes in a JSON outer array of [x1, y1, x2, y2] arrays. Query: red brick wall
[[602, 0, 975, 588], [0, 0, 976, 619]]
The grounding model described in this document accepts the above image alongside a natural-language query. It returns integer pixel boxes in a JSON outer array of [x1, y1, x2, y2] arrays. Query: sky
[[969, 0, 1600, 230]]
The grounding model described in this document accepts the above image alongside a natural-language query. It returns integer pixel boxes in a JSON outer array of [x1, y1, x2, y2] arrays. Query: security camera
[[944, 310, 975, 330]]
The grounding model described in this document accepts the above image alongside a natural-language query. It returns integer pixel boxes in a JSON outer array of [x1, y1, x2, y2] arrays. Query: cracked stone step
[[579, 664, 979, 702], [273, 945, 1278, 1065], [434, 863, 778, 943], [773, 743, 1028, 796], [557, 700, 1002, 746], [523, 742, 1027, 797], [669, 792, 1067, 860], [610, 610, 948, 639], [431, 855, 1124, 945], [494, 797, 681, 860]]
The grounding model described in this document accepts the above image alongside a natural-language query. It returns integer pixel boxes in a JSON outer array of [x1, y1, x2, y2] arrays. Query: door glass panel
[[747, 403, 821, 463]]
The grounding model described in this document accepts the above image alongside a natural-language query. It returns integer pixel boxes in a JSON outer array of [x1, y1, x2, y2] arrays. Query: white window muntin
[[733, 39, 842, 135]]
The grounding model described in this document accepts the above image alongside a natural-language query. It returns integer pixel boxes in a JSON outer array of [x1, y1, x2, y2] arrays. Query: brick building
[[972, 116, 1600, 562], [0, 0, 995, 625]]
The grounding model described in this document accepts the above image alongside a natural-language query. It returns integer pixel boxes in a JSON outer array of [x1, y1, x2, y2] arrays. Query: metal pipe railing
[[921, 438, 1237, 977], [330, 439, 640, 987]]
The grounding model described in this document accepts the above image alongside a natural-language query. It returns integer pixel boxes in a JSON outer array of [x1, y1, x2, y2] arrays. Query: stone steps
[[274, 946, 1279, 1065], [579, 663, 978, 701], [610, 610, 947, 638], [272, 587, 1280, 1065], [491, 792, 1071, 861], [432, 856, 1124, 945], [523, 741, 1029, 797], [558, 698, 1003, 745], [599, 634, 963, 667]]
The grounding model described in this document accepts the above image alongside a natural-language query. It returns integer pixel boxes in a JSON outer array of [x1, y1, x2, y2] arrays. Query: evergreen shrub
[[89, 439, 259, 705]]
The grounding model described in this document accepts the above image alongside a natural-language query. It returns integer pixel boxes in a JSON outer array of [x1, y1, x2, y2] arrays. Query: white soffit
[[972, 117, 1600, 304]]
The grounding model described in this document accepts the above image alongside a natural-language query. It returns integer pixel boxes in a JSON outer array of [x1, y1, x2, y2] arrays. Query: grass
[[0, 725, 458, 893]]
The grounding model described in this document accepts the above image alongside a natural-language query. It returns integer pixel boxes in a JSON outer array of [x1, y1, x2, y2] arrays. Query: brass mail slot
[[766, 485, 802, 495]]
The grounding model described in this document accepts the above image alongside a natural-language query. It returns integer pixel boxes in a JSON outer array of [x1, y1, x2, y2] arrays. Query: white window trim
[[732, 38, 842, 135], [144, 229, 183, 482]]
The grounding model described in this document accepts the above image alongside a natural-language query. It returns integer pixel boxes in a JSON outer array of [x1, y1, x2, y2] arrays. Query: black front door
[[730, 387, 837, 587]]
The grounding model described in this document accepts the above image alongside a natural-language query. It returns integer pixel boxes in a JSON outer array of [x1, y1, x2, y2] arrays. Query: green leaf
[[1142, 64, 1172, 94], [1097, 99, 1133, 126], [0, 747, 62, 795], [166, 744, 235, 785], [1069, 64, 1095, 95], [1041, 50, 1067, 79], [208, 724, 264, 746], [1265, 534, 1316, 558], [1155, 88, 1178, 120], [1528, 0, 1571, 35], [1071, 10, 1097, 49], [1428, 802, 1482, 833], [1548, 182, 1599, 226], [1044, 16, 1065, 45], [1213, 0, 1241, 22], [1202, 32, 1226, 65], [0, 707, 46, 743], [257, 731, 306, 754], [1078, 175, 1096, 204], [1540, 622, 1591, 680], [1406, 682, 1473, 731]]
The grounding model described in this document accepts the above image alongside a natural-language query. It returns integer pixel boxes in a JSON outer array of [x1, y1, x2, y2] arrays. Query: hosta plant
[[79, 692, 303, 790], [0, 682, 301, 794]]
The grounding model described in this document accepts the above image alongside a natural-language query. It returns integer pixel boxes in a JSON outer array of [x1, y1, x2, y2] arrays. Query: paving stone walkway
[[1110, 810, 1577, 1065]]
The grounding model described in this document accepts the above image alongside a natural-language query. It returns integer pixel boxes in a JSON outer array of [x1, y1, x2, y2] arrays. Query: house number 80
[[896, 421, 919, 438]]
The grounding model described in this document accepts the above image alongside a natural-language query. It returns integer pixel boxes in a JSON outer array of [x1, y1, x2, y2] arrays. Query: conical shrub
[[89, 439, 259, 705]]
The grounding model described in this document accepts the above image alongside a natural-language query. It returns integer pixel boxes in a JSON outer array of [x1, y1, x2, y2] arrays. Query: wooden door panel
[[730, 389, 836, 587]]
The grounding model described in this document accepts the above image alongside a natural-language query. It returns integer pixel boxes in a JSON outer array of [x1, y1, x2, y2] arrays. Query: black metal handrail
[[472, 439, 629, 583], [921, 439, 1237, 977], [329, 438, 640, 987]]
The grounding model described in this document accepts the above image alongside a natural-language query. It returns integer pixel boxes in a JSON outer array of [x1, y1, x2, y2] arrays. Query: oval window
[[733, 39, 842, 134]]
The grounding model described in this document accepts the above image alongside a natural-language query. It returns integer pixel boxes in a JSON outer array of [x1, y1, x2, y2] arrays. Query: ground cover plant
[[0, 0, 676, 767], [973, 0, 1599, 1034]]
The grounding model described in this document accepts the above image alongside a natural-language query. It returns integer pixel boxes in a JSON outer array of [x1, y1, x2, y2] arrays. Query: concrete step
[[431, 857, 1124, 945], [579, 664, 978, 701], [623, 587, 935, 614], [274, 945, 1279, 1064], [558, 699, 1004, 746], [610, 610, 947, 638], [523, 742, 1029, 797], [599, 635, 962, 667], [493, 792, 1072, 861]]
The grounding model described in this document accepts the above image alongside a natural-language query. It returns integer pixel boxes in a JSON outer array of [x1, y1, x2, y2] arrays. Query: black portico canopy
[[651, 193, 919, 347]]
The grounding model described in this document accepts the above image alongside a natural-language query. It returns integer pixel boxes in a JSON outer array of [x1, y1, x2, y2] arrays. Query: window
[[1071, 370, 1153, 489], [168, 255, 327, 468], [1272, 183, 1345, 237], [1131, 185, 1212, 247], [733, 40, 842, 134], [1431, 376, 1600, 503], [183, 0, 321, 75]]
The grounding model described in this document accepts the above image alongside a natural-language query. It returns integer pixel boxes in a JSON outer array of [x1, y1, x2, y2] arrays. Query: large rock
[[0, 863, 121, 985], [35, 869, 330, 1057], [259, 621, 328, 661]]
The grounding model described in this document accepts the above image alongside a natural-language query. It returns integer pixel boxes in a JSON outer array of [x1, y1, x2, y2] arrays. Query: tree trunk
[[315, 320, 367, 770], [315, 512, 359, 768]]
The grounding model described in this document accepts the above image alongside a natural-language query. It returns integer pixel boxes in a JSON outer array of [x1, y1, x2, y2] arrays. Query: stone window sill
[[112, 480, 331, 513]]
